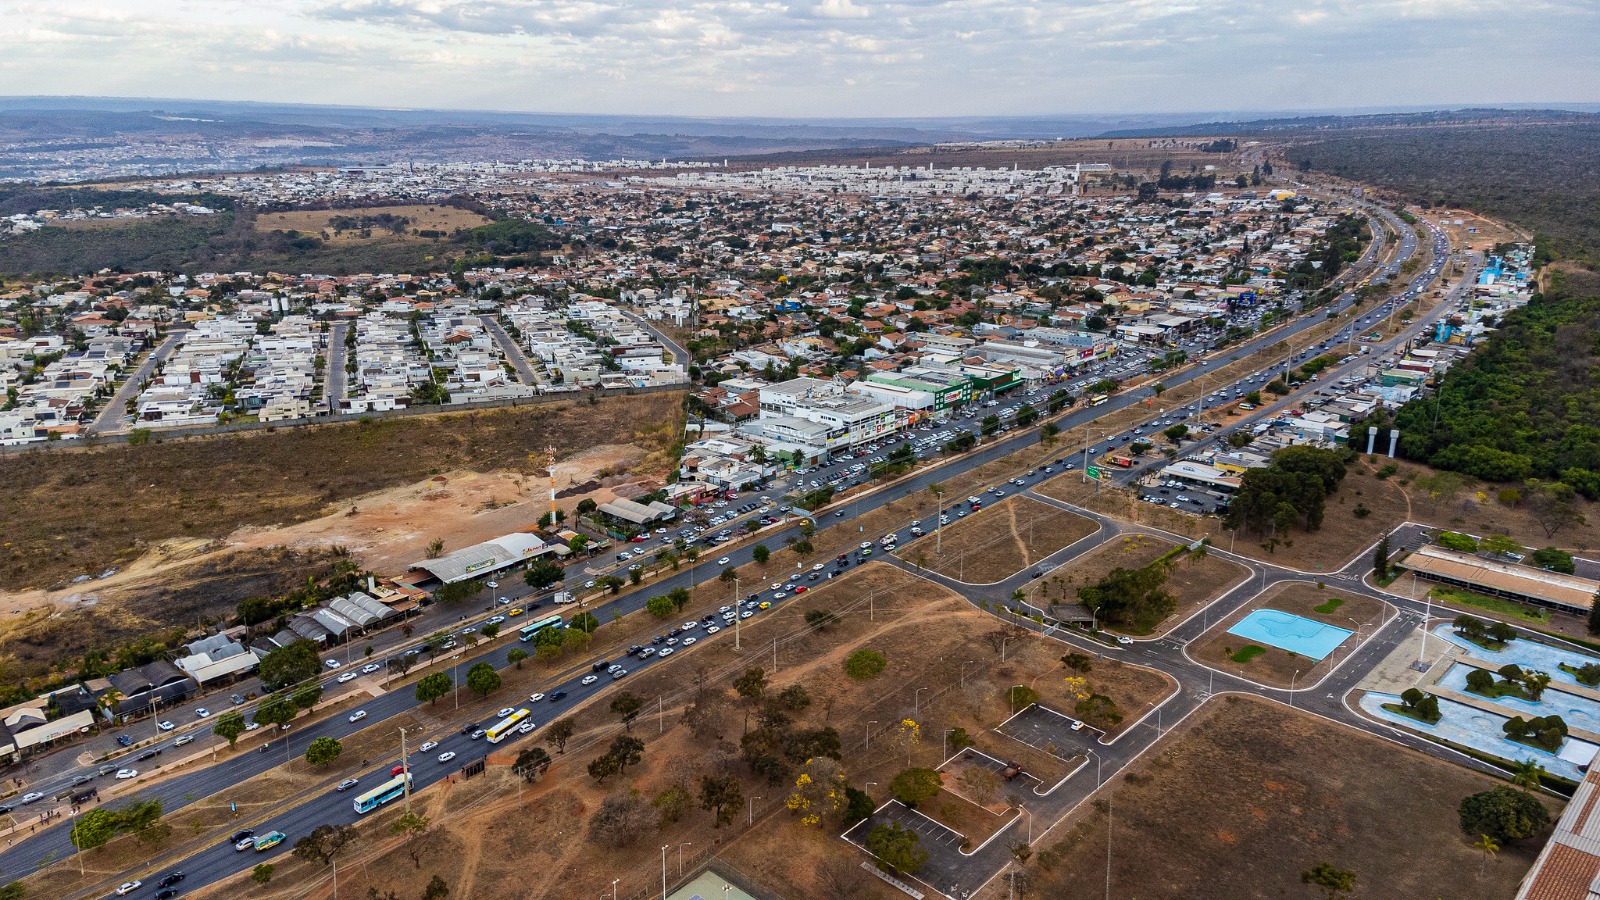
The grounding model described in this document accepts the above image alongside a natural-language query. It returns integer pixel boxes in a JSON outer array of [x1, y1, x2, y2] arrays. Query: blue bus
[[352, 772, 411, 815], [518, 614, 565, 642]]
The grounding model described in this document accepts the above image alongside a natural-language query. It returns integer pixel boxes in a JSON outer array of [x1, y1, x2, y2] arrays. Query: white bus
[[485, 708, 532, 744], [352, 772, 411, 815]]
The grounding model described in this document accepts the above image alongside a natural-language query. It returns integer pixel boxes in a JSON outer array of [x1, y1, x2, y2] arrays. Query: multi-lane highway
[[1, 197, 1461, 897]]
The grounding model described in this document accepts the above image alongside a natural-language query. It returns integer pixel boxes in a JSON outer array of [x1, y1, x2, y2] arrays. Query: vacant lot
[[1017, 696, 1554, 900], [0, 391, 683, 592], [254, 204, 492, 245], [212, 563, 1169, 900], [1026, 533, 1250, 636], [913, 496, 1097, 583], [1190, 582, 1389, 688]]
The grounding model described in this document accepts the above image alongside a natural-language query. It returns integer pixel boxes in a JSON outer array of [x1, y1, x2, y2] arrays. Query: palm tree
[[1512, 758, 1546, 792], [97, 688, 124, 723], [1474, 833, 1499, 877]]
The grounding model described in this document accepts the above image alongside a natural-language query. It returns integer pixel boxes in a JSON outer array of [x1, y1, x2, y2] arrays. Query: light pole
[[961, 659, 975, 688], [1087, 748, 1101, 785], [914, 687, 927, 718], [1001, 637, 1010, 663], [399, 726, 411, 812], [613, 879, 619, 900], [866, 720, 876, 751], [1019, 802, 1033, 844], [1289, 669, 1299, 708], [733, 575, 741, 651], [748, 793, 762, 823], [679, 842, 692, 875]]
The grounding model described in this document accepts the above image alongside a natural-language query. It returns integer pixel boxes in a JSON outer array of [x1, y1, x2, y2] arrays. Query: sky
[[3, 0, 1597, 118]]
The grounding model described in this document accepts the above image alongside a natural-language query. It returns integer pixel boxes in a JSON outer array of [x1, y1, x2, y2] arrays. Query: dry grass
[[1189, 582, 1388, 689], [252, 205, 492, 245], [1024, 533, 1250, 636], [912, 497, 1097, 583], [1015, 695, 1554, 900]]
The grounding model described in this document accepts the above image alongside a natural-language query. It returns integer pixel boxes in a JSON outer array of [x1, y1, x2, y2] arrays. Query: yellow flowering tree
[[886, 718, 922, 766], [785, 757, 846, 827]]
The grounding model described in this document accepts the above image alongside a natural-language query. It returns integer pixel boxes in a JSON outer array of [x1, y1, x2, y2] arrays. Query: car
[[193, 707, 212, 719], [438, 751, 457, 763], [772, 593, 785, 600], [793, 586, 807, 594], [861, 541, 872, 550], [759, 601, 772, 610], [361, 663, 382, 675], [155, 891, 179, 900], [706, 625, 720, 634], [231, 694, 246, 705], [116, 881, 143, 895], [137, 749, 161, 761], [234, 836, 257, 851], [230, 828, 255, 844], [548, 691, 567, 702], [336, 778, 360, 792], [497, 707, 515, 718], [582, 674, 600, 686], [419, 740, 439, 753], [610, 668, 628, 679], [348, 710, 367, 723], [157, 720, 175, 732], [517, 720, 537, 734], [717, 557, 731, 565], [488, 615, 507, 626], [740, 611, 753, 619], [681, 620, 698, 630], [337, 671, 358, 683], [1115, 636, 1133, 645], [245, 721, 261, 731], [1070, 720, 1085, 732], [469, 729, 486, 740], [18, 792, 43, 804], [324, 659, 342, 670], [71, 774, 93, 786], [528, 692, 545, 703], [116, 768, 138, 779], [659, 647, 675, 657], [485, 581, 498, 589], [682, 637, 697, 646], [174, 735, 194, 747], [154, 872, 186, 890]]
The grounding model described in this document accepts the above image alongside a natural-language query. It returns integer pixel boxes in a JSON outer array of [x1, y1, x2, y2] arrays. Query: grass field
[[1190, 582, 1389, 689], [253, 204, 492, 244], [1024, 532, 1249, 636], [1425, 585, 1552, 624], [1016, 696, 1555, 900], [912, 496, 1097, 583]]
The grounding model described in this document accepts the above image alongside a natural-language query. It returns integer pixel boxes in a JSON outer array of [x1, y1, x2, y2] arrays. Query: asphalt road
[[2, 197, 1462, 897], [479, 316, 536, 385], [88, 329, 185, 435], [325, 323, 348, 407]]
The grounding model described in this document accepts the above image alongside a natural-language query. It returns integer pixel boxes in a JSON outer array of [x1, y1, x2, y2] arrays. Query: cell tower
[[546, 445, 558, 525]]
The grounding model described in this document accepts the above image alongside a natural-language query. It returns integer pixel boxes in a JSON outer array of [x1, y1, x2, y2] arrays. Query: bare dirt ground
[[1024, 533, 1250, 636], [912, 496, 1097, 583], [1190, 582, 1389, 689], [202, 562, 1170, 900], [253, 205, 492, 244], [1430, 207, 1528, 251], [1012, 695, 1554, 900]]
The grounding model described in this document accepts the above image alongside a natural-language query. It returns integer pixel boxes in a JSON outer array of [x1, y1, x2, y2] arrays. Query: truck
[[253, 831, 286, 852], [552, 591, 577, 606]]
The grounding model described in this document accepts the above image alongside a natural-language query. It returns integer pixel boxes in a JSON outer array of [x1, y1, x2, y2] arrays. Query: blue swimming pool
[[1227, 609, 1352, 660]]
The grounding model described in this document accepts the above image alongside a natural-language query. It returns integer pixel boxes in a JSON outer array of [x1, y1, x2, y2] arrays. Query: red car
[[391, 764, 407, 777], [793, 586, 807, 594]]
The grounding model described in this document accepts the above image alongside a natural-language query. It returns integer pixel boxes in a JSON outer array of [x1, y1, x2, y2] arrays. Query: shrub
[[844, 649, 887, 680]]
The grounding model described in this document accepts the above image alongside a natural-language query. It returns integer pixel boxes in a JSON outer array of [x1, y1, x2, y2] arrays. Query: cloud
[[0, 0, 1592, 117]]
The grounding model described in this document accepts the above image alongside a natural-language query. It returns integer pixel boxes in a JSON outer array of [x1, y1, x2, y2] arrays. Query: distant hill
[[1098, 107, 1600, 138]]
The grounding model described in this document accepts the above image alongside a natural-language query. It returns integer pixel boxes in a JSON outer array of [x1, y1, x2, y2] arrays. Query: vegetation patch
[[1229, 645, 1266, 663]]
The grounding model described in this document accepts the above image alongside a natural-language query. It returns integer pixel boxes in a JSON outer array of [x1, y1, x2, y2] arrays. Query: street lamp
[[914, 687, 927, 717], [613, 879, 619, 900], [1086, 748, 1101, 786], [1289, 669, 1300, 708], [661, 845, 670, 900], [866, 721, 876, 751], [1018, 802, 1033, 844], [679, 842, 693, 875], [961, 659, 976, 688]]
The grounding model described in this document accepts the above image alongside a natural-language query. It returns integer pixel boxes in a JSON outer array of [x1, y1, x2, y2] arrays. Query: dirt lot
[[1014, 696, 1555, 900], [253, 204, 492, 244], [912, 496, 1097, 583], [203, 563, 1170, 900], [1190, 582, 1389, 689], [1024, 533, 1249, 636]]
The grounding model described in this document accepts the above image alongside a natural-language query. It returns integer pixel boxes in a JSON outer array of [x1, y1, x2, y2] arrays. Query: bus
[[518, 614, 565, 642], [253, 830, 287, 851], [352, 772, 412, 815], [1088, 394, 1109, 407], [486, 708, 532, 744]]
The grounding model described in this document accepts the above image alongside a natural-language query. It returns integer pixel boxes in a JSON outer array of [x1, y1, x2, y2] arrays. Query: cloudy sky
[[3, 0, 1595, 117]]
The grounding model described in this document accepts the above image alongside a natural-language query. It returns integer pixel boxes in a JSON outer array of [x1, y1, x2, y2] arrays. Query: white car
[[337, 672, 358, 683], [244, 721, 261, 731], [157, 720, 175, 732], [773, 592, 786, 600], [324, 659, 342, 670], [528, 692, 545, 703], [116, 768, 138, 779], [581, 675, 599, 685], [740, 611, 754, 619], [437, 751, 457, 764], [681, 621, 698, 630], [682, 637, 697, 646], [116, 881, 142, 895], [361, 663, 382, 674], [706, 625, 720, 634], [486, 581, 499, 589], [174, 735, 194, 747], [812, 563, 825, 571], [195, 707, 211, 718], [517, 720, 537, 734], [659, 647, 675, 657], [419, 740, 439, 753], [348, 710, 367, 723], [717, 557, 731, 565], [497, 708, 515, 718], [488, 615, 506, 625]]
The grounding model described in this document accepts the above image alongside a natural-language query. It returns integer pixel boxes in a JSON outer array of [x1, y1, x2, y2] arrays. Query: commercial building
[[1400, 544, 1598, 616], [407, 532, 555, 585], [754, 377, 903, 454]]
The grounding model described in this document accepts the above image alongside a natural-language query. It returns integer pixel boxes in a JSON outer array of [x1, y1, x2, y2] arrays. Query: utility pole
[[733, 575, 741, 651], [399, 727, 411, 813]]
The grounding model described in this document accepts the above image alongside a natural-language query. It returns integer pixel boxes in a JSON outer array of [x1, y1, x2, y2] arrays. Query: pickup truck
[[253, 831, 286, 852]]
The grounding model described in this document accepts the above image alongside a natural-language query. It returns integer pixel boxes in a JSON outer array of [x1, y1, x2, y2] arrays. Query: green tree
[[668, 586, 691, 612], [513, 746, 552, 782], [646, 595, 674, 619], [415, 672, 453, 706], [1372, 534, 1390, 581], [548, 718, 577, 754], [251, 864, 275, 885], [1040, 422, 1060, 445], [587, 753, 622, 785], [252, 695, 298, 729], [609, 734, 645, 773], [213, 711, 246, 748], [259, 639, 321, 689], [752, 544, 771, 565], [523, 559, 565, 591], [1301, 863, 1357, 899], [1459, 786, 1551, 843], [1163, 424, 1189, 444], [699, 774, 744, 827], [507, 647, 529, 669], [481, 622, 500, 640], [1512, 758, 1547, 792], [844, 649, 888, 680], [653, 785, 693, 826], [422, 875, 449, 900], [69, 808, 119, 850], [889, 768, 943, 808], [865, 822, 929, 874], [610, 692, 645, 731], [305, 736, 342, 766], [466, 662, 501, 698]]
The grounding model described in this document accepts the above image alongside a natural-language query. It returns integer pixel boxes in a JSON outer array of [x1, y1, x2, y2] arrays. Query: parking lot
[[997, 702, 1102, 762], [845, 800, 985, 898]]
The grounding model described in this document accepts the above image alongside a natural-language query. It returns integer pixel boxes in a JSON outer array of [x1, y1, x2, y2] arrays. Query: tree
[[1512, 758, 1546, 793], [570, 611, 600, 633], [1301, 863, 1357, 899], [959, 765, 999, 804], [422, 875, 449, 900], [589, 793, 653, 847], [668, 586, 691, 612], [69, 808, 119, 850], [587, 753, 622, 785], [213, 711, 246, 748], [1589, 590, 1600, 636], [1040, 422, 1060, 446], [889, 768, 943, 808], [513, 746, 552, 782], [523, 558, 565, 591], [466, 662, 501, 698], [608, 734, 645, 773], [251, 864, 275, 885], [865, 822, 928, 874], [507, 647, 528, 669], [1372, 534, 1390, 581], [293, 823, 359, 866], [1460, 786, 1551, 843], [305, 736, 342, 766], [1009, 685, 1041, 711], [482, 622, 500, 640], [699, 773, 744, 827], [752, 544, 771, 564], [1523, 670, 1552, 701], [1163, 424, 1189, 444], [654, 783, 694, 826], [415, 672, 453, 706], [805, 609, 838, 631], [1530, 546, 1576, 574], [610, 692, 645, 731], [259, 639, 321, 689], [844, 649, 888, 680], [1474, 832, 1500, 878], [647, 595, 674, 618], [1074, 693, 1121, 728], [253, 695, 298, 729], [548, 718, 577, 754], [1488, 621, 1518, 645], [1465, 668, 1495, 693]]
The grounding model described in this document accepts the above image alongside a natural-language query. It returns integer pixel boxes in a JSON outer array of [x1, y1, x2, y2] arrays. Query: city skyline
[[3, 0, 1596, 118]]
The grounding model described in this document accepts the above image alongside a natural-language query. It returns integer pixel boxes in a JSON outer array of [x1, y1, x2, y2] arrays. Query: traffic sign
[[1087, 466, 1102, 480]]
